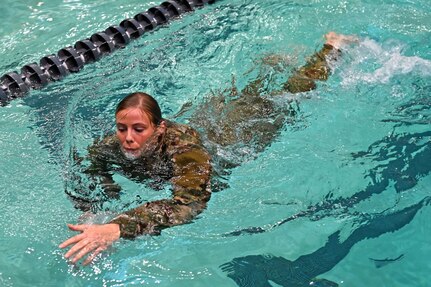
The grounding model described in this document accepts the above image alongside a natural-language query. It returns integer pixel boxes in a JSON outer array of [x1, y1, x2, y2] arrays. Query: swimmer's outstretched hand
[[59, 223, 120, 265]]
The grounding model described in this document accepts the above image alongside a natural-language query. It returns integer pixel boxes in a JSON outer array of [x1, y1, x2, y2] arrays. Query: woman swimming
[[60, 92, 212, 264], [59, 32, 357, 265]]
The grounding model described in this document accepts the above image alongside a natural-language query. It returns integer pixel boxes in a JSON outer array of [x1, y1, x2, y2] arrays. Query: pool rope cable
[[0, 0, 216, 106]]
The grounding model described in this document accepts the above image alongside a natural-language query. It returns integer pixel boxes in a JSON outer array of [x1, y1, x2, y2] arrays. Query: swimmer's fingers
[[70, 241, 100, 264], [83, 246, 106, 266], [67, 223, 89, 232], [64, 237, 91, 260], [60, 224, 119, 265], [59, 232, 86, 249]]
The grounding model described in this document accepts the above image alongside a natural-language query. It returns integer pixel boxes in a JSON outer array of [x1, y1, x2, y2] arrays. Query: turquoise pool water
[[1, 0, 430, 286]]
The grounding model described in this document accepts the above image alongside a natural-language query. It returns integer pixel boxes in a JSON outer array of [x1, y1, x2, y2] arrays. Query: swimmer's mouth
[[121, 147, 141, 156], [121, 147, 141, 160], [123, 148, 138, 153]]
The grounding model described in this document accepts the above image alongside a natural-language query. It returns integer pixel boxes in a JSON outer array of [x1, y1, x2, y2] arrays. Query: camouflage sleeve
[[284, 44, 340, 94], [110, 145, 212, 238], [65, 136, 121, 212], [85, 137, 122, 197]]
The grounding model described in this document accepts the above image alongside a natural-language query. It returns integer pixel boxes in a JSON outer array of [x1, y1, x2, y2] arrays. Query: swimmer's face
[[116, 107, 159, 159]]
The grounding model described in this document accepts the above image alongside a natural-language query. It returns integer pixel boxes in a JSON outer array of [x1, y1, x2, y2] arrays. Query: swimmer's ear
[[157, 120, 167, 132]]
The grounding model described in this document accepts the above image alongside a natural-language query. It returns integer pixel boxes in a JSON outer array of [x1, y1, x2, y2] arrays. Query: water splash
[[341, 38, 431, 86]]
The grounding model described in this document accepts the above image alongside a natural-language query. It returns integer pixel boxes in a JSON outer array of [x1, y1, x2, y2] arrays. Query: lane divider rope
[[0, 0, 216, 106]]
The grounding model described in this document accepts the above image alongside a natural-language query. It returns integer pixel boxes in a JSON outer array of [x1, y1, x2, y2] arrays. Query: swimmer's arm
[[59, 132, 211, 262], [85, 161, 121, 196], [66, 137, 121, 211], [109, 147, 212, 238], [60, 136, 123, 265], [65, 170, 120, 212], [86, 136, 122, 195]]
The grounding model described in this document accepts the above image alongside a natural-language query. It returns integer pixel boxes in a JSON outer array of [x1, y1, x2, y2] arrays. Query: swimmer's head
[[115, 92, 166, 160]]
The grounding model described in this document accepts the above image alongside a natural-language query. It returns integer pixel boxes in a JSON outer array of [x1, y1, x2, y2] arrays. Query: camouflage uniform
[[70, 44, 337, 238], [284, 44, 340, 93], [189, 44, 339, 164], [79, 121, 211, 238]]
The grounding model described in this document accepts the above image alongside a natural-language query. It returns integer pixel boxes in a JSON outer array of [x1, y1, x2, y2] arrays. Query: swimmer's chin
[[121, 148, 141, 160]]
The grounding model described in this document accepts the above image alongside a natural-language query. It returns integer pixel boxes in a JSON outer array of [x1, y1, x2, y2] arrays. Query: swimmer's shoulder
[[164, 120, 205, 149], [88, 133, 120, 155], [165, 120, 201, 139]]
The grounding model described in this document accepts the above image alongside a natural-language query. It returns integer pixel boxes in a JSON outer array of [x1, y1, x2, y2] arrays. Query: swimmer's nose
[[126, 130, 134, 143]]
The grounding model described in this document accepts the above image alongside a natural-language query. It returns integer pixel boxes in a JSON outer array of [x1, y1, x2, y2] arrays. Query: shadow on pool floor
[[221, 196, 429, 287]]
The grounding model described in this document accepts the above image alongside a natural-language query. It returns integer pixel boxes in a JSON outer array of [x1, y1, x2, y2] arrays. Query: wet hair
[[116, 92, 163, 125]]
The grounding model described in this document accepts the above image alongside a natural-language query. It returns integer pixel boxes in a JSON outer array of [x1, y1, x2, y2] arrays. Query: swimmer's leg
[[191, 33, 355, 148], [283, 32, 358, 94]]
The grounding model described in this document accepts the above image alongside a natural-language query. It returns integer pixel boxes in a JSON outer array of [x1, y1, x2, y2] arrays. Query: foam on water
[[341, 38, 431, 86]]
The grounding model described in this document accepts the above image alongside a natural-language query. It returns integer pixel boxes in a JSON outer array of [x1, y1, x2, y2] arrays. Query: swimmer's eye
[[134, 127, 145, 133], [116, 124, 147, 133], [117, 126, 127, 132]]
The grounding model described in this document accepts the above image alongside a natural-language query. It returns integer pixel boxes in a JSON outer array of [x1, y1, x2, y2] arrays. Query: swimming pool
[[1, 0, 430, 286]]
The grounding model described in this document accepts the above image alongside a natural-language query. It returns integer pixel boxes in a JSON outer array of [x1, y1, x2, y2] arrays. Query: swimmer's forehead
[[116, 108, 151, 125]]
